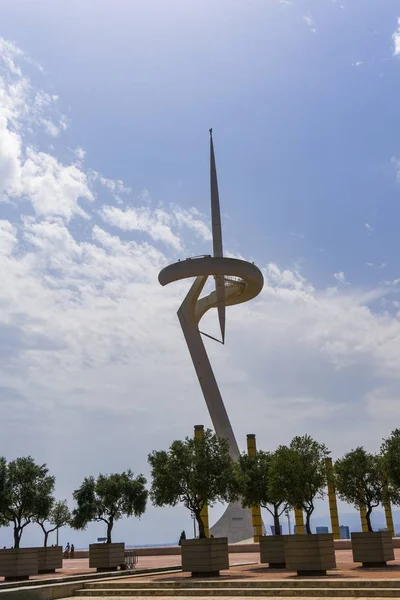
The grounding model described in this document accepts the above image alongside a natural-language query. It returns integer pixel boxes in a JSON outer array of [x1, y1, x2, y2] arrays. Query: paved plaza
[[69, 551, 400, 600], [122, 549, 400, 582], [1, 548, 400, 586]]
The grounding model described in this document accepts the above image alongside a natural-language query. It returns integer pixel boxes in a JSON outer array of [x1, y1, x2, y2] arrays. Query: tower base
[[209, 502, 256, 543]]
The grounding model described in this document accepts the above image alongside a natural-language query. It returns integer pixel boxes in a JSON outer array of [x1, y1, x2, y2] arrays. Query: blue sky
[[1, 0, 400, 547]]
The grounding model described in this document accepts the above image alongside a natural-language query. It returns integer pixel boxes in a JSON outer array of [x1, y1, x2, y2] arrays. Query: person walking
[[64, 542, 70, 559], [70, 543, 75, 559]]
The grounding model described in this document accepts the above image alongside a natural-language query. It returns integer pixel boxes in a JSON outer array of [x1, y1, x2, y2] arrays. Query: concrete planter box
[[0, 548, 38, 581], [259, 535, 289, 568], [285, 533, 336, 576], [181, 537, 229, 577], [351, 531, 394, 567], [37, 546, 63, 573], [89, 542, 125, 572]]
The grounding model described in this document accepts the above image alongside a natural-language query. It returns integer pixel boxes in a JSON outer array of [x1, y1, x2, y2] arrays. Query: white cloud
[[172, 206, 212, 241], [39, 118, 61, 137], [0, 40, 92, 220], [364, 222, 374, 234], [0, 116, 22, 197], [40, 115, 68, 138], [393, 18, 400, 56], [0, 39, 23, 76], [74, 146, 86, 161], [100, 205, 182, 249], [89, 170, 131, 195], [100, 204, 211, 251], [0, 220, 17, 255], [34, 91, 58, 111], [17, 148, 94, 220], [333, 271, 345, 283], [303, 15, 316, 33]]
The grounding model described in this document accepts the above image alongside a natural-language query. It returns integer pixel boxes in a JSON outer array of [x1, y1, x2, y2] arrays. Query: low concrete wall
[[0, 548, 38, 580], [181, 538, 229, 574], [259, 535, 287, 566], [89, 543, 125, 571], [352, 531, 395, 565], [69, 537, 400, 559], [37, 547, 62, 573], [285, 533, 336, 574], [68, 550, 88, 559]]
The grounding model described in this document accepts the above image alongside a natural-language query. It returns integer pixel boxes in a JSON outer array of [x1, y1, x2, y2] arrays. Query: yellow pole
[[383, 480, 395, 537], [246, 434, 263, 542], [294, 508, 305, 534], [359, 503, 368, 533], [325, 458, 340, 539], [384, 501, 395, 537], [194, 425, 209, 538]]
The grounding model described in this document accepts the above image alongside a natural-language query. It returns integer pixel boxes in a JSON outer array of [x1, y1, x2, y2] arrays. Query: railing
[[124, 550, 138, 569]]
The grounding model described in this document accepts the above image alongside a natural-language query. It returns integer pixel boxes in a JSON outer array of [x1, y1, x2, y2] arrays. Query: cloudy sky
[[1, 0, 400, 547]]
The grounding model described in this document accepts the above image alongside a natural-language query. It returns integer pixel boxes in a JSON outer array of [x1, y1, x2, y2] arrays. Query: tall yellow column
[[325, 458, 340, 539], [246, 434, 263, 542], [194, 425, 209, 538], [359, 503, 368, 532], [384, 501, 395, 537], [383, 481, 395, 537], [294, 508, 305, 534]]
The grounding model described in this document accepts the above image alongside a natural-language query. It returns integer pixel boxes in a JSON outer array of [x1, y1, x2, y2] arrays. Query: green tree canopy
[[334, 447, 393, 532], [0, 456, 55, 548], [35, 500, 71, 547], [238, 450, 288, 535], [148, 429, 239, 539], [267, 435, 329, 534], [381, 429, 400, 490], [71, 470, 148, 543]]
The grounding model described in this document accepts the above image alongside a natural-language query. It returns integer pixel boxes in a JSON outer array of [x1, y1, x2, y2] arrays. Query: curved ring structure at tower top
[[159, 256, 264, 313]]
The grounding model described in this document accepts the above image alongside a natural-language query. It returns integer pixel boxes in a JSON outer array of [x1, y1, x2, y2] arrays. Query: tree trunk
[[44, 531, 49, 548], [305, 512, 312, 534], [366, 507, 373, 532], [273, 508, 281, 536], [13, 527, 21, 549], [106, 518, 113, 544]]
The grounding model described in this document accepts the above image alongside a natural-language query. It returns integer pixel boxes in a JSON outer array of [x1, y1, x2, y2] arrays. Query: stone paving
[[70, 552, 400, 600], [0, 552, 246, 584], [120, 549, 400, 582], [2, 549, 400, 589]]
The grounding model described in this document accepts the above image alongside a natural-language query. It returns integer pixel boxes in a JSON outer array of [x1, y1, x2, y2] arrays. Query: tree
[[0, 456, 55, 548], [36, 500, 71, 547], [381, 429, 400, 489], [71, 471, 148, 543], [238, 450, 289, 535], [148, 429, 239, 539], [334, 447, 392, 532], [267, 435, 329, 534], [178, 530, 186, 545]]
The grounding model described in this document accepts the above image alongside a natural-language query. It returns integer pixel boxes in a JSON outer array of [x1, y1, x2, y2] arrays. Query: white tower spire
[[209, 129, 226, 343]]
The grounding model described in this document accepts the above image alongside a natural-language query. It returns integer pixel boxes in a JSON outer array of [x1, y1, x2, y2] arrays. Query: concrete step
[[82, 581, 400, 590], [73, 588, 400, 597]]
